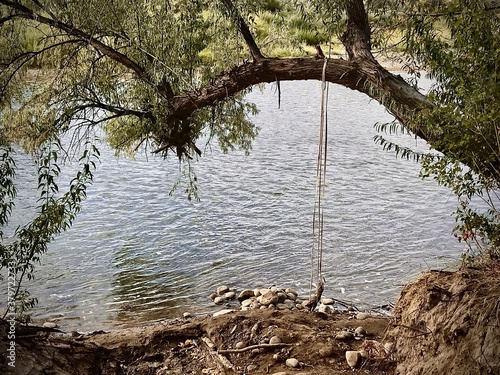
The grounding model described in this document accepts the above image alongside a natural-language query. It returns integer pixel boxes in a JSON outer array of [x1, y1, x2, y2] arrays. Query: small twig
[[218, 342, 293, 354]]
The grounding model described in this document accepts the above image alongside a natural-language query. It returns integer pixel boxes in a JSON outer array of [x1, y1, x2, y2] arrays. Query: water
[[3, 80, 464, 331]]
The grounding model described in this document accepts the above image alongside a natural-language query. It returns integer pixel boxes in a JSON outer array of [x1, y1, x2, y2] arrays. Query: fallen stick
[[200, 336, 235, 372], [218, 342, 293, 354]]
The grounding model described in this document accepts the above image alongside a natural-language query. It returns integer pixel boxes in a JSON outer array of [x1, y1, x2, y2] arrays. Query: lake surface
[[5, 79, 464, 331]]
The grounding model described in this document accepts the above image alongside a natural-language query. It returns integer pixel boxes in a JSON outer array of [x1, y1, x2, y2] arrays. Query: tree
[[1, 0, 499, 316]]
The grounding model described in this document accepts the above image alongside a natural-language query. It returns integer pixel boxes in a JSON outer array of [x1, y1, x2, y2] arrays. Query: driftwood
[[218, 342, 294, 354]]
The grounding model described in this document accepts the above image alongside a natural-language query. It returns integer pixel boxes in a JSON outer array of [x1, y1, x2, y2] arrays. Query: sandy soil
[[2, 259, 498, 375], [1, 309, 394, 375]]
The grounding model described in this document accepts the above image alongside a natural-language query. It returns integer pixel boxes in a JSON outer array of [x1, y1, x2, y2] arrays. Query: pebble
[[209, 293, 217, 300], [318, 305, 331, 314], [253, 288, 261, 297], [321, 298, 335, 305], [213, 296, 225, 304], [235, 341, 246, 349], [238, 289, 255, 301], [269, 335, 282, 344], [356, 312, 369, 320], [224, 291, 235, 300], [345, 350, 362, 368], [260, 288, 271, 296], [258, 291, 279, 306], [277, 292, 287, 302], [286, 293, 297, 301], [354, 326, 367, 336], [216, 285, 229, 295], [335, 331, 354, 340], [183, 312, 192, 318], [285, 288, 298, 296], [285, 358, 300, 368], [43, 322, 57, 329], [213, 309, 234, 317], [241, 298, 254, 308]]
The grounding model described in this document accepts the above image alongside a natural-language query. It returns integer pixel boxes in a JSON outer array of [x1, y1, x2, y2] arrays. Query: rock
[[295, 303, 304, 310], [319, 346, 334, 358], [285, 358, 300, 368], [258, 291, 279, 306], [213, 309, 234, 317], [209, 293, 217, 300], [250, 300, 260, 309], [356, 312, 369, 320], [354, 326, 367, 336], [253, 288, 261, 297], [286, 292, 297, 301], [269, 335, 282, 344], [217, 285, 229, 295], [241, 298, 254, 308], [259, 288, 271, 296], [285, 288, 298, 296], [277, 292, 287, 302], [321, 298, 335, 305], [43, 322, 57, 329], [183, 312, 192, 318], [238, 289, 255, 301], [235, 341, 246, 349], [270, 286, 279, 293], [318, 305, 331, 313], [345, 350, 362, 368], [260, 305, 267, 310], [224, 291, 236, 300], [213, 296, 225, 304], [335, 331, 354, 340]]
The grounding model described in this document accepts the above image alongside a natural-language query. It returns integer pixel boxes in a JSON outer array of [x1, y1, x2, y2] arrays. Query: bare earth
[[1, 259, 499, 375]]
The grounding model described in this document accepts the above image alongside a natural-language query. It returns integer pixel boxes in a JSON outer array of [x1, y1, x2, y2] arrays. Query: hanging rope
[[308, 56, 329, 311]]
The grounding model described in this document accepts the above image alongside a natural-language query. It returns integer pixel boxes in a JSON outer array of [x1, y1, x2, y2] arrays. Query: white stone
[[269, 335, 282, 344], [354, 326, 367, 336], [43, 322, 57, 329], [241, 298, 254, 308], [321, 298, 335, 305], [258, 291, 279, 306], [356, 312, 369, 320], [259, 288, 271, 296], [224, 291, 235, 300], [253, 288, 261, 297], [238, 289, 255, 301], [213, 309, 234, 317], [214, 296, 225, 304], [183, 312, 192, 318], [285, 358, 300, 368], [235, 341, 246, 349], [217, 285, 230, 295], [345, 351, 362, 368], [336, 331, 354, 340]]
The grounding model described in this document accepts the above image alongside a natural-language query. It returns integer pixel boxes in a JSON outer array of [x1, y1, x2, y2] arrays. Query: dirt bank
[[1, 308, 393, 374], [1, 260, 498, 374], [387, 260, 500, 375]]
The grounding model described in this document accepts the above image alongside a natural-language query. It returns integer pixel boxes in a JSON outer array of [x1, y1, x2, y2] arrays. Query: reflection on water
[[4, 79, 465, 331]]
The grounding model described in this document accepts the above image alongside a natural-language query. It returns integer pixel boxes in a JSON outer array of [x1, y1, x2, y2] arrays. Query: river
[[6, 79, 464, 331]]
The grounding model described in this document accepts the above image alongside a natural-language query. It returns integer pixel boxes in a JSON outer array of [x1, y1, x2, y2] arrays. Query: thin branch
[[0, 0, 168, 95], [218, 342, 293, 354], [219, 0, 264, 60]]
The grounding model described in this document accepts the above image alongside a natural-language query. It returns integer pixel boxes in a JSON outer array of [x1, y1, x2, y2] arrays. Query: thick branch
[[168, 57, 433, 142], [341, 0, 375, 62], [220, 0, 264, 60]]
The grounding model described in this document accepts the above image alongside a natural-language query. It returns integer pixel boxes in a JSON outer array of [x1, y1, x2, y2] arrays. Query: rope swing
[[308, 56, 329, 311]]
